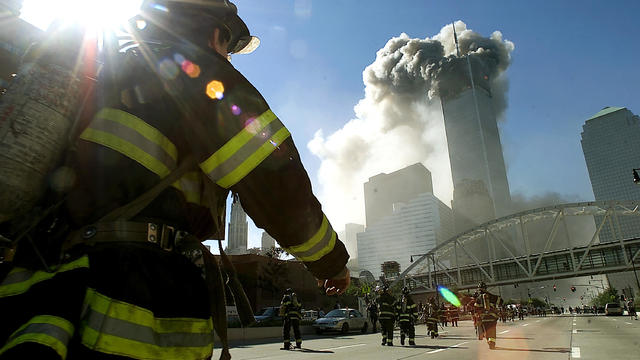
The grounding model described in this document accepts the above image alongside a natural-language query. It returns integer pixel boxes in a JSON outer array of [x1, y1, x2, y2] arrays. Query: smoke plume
[[308, 21, 515, 230]]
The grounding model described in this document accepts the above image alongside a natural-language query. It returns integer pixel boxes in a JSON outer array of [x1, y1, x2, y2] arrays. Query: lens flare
[[181, 60, 201, 78], [206, 80, 224, 100], [437, 286, 460, 307], [158, 58, 179, 80]]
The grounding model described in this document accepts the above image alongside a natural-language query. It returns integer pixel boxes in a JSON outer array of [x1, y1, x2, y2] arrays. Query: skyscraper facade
[[581, 106, 640, 297], [260, 231, 276, 251], [364, 163, 433, 227], [227, 195, 248, 255], [341, 223, 365, 269], [441, 75, 511, 230], [357, 193, 454, 278]]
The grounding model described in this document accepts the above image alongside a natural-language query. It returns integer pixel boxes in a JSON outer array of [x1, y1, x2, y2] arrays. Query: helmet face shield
[[224, 13, 259, 54]]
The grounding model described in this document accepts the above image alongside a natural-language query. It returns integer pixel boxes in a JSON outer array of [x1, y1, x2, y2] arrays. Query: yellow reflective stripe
[[0, 315, 74, 359], [0, 256, 89, 297], [84, 288, 212, 333], [81, 325, 212, 360], [294, 231, 336, 262], [199, 109, 291, 188], [200, 109, 277, 173], [81, 288, 213, 359], [97, 108, 177, 162], [80, 128, 172, 178], [286, 216, 329, 254], [216, 126, 291, 188], [283, 215, 338, 262]]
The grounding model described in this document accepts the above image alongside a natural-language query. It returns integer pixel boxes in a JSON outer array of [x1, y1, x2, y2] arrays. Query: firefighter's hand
[[317, 267, 350, 295]]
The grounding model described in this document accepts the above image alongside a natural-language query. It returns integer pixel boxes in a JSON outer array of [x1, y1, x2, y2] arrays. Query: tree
[[528, 297, 546, 308], [589, 286, 618, 307]]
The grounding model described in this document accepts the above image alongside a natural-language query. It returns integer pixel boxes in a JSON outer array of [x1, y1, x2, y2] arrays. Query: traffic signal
[[571, 286, 576, 292], [553, 284, 557, 292]]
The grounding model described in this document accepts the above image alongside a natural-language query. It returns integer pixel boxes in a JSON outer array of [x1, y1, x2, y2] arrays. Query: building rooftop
[[587, 106, 626, 120]]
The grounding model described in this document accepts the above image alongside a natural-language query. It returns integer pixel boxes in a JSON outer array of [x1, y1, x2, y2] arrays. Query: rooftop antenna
[[452, 21, 461, 57]]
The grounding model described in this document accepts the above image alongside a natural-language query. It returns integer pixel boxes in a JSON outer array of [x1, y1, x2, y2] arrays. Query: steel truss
[[393, 201, 640, 292]]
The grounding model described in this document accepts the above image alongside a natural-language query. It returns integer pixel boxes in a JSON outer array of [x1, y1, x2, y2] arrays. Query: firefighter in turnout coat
[[474, 282, 502, 349], [378, 285, 396, 346], [396, 287, 417, 346], [280, 288, 302, 350], [426, 297, 440, 338]]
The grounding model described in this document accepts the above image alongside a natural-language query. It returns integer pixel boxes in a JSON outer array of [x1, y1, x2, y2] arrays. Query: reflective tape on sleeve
[[199, 109, 291, 188], [0, 315, 74, 359], [80, 288, 214, 359], [282, 215, 337, 262], [0, 256, 89, 298]]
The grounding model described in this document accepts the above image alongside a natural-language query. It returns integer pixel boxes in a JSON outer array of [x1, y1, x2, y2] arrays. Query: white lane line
[[319, 344, 366, 351], [572, 346, 581, 358], [626, 322, 633, 325], [427, 342, 467, 354], [536, 320, 540, 322], [522, 323, 530, 327], [611, 318, 617, 321], [499, 330, 510, 334], [572, 329, 577, 334]]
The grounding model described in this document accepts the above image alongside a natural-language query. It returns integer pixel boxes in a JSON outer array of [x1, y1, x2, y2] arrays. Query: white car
[[605, 303, 623, 316], [313, 309, 370, 334]]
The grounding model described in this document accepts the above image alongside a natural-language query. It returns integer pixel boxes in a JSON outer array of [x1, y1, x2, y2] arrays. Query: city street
[[214, 315, 640, 360]]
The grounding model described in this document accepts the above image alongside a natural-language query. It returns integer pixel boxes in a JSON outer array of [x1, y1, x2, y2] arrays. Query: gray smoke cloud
[[308, 21, 514, 230]]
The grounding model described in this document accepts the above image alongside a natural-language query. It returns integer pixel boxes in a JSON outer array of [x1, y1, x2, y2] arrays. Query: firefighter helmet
[[137, 0, 259, 54], [402, 287, 410, 295]]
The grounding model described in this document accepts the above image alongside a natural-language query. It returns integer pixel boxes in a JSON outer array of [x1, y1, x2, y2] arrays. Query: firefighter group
[[363, 282, 529, 350]]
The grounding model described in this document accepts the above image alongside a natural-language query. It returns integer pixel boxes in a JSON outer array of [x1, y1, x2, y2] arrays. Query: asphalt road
[[213, 315, 640, 360]]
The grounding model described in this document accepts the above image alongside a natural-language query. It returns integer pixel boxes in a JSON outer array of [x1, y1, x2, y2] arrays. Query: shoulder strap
[[98, 154, 197, 222]]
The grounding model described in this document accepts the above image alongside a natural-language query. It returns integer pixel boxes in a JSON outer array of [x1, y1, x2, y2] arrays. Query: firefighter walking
[[280, 288, 302, 350], [366, 292, 379, 333], [378, 285, 396, 346], [396, 287, 417, 346], [426, 297, 440, 338], [474, 282, 502, 350]]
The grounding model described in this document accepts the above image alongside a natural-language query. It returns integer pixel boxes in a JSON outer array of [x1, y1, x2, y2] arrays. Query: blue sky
[[231, 0, 640, 247], [20, 0, 640, 249]]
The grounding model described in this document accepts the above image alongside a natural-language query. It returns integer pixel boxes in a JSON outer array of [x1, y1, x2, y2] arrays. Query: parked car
[[302, 310, 319, 322], [313, 308, 370, 334], [605, 303, 623, 316], [254, 307, 283, 325]]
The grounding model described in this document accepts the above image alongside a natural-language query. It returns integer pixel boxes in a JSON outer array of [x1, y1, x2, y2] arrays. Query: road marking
[[626, 322, 633, 325], [572, 346, 581, 358], [611, 318, 617, 321], [572, 329, 577, 334], [536, 320, 540, 322], [522, 323, 529, 327], [319, 344, 366, 351], [427, 342, 467, 354], [499, 330, 510, 334]]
